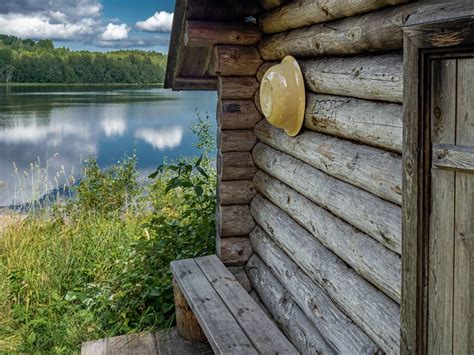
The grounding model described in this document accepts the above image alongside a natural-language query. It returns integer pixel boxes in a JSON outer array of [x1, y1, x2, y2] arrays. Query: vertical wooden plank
[[453, 58, 474, 355], [427, 59, 457, 355], [401, 34, 422, 355]]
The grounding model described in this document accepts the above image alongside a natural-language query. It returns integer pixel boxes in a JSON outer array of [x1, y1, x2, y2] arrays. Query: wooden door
[[402, 6, 474, 355], [428, 58, 474, 354]]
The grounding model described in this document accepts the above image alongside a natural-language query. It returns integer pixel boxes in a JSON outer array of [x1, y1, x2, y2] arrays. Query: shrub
[[0, 114, 216, 353]]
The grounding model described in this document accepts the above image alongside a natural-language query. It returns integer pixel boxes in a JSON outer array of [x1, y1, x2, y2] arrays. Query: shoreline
[[0, 83, 164, 87]]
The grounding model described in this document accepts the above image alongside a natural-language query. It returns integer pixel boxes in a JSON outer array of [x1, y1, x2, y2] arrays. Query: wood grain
[[305, 93, 403, 152], [253, 143, 402, 253], [170, 258, 257, 354], [300, 54, 403, 103], [259, 0, 408, 34], [254, 171, 401, 302], [185, 21, 261, 47], [247, 255, 336, 354], [255, 120, 402, 204], [251, 196, 400, 352], [195, 255, 298, 354]]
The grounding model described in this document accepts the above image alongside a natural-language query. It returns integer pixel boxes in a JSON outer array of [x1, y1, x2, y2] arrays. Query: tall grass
[[0, 114, 216, 353]]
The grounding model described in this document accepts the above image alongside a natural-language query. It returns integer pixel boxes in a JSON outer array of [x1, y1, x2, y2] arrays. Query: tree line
[[0, 34, 167, 84]]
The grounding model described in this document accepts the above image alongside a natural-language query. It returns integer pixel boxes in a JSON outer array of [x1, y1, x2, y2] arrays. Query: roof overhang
[[165, 0, 261, 91]]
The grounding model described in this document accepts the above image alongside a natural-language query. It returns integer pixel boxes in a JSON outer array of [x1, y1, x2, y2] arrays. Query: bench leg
[[173, 279, 207, 343]]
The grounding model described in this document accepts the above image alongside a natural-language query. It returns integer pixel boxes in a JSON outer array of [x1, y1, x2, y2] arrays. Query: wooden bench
[[171, 255, 298, 354]]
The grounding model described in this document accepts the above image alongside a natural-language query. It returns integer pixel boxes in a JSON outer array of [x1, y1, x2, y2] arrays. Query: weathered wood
[[255, 120, 402, 204], [170, 258, 257, 354], [220, 180, 256, 205], [214, 46, 263, 76], [305, 93, 403, 152], [250, 196, 400, 353], [453, 57, 474, 355], [253, 143, 402, 253], [173, 279, 207, 343], [258, 2, 442, 60], [427, 59, 456, 355], [81, 338, 107, 355], [228, 266, 252, 292], [247, 255, 337, 354], [300, 54, 403, 103], [218, 77, 259, 100], [219, 152, 257, 181], [195, 256, 298, 354], [260, 0, 408, 34], [254, 171, 401, 302], [216, 236, 253, 266], [220, 130, 257, 152], [401, 21, 423, 355], [218, 100, 262, 130], [432, 143, 474, 173], [156, 328, 213, 355], [250, 225, 381, 353], [219, 204, 255, 237], [260, 0, 289, 10], [185, 21, 261, 47]]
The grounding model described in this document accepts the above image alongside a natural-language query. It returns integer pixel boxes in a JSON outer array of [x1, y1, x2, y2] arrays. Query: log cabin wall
[[243, 1, 457, 354], [214, 44, 262, 275]]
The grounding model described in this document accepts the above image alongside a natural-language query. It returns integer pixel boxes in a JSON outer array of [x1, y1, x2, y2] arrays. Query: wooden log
[[220, 130, 257, 152], [219, 204, 255, 237], [253, 143, 402, 253], [259, 0, 408, 34], [254, 171, 401, 302], [214, 45, 263, 76], [249, 226, 382, 353], [217, 236, 253, 266], [250, 196, 400, 353], [260, 0, 289, 10], [219, 151, 257, 181], [220, 180, 256, 205], [300, 54, 403, 103], [305, 93, 403, 152], [218, 77, 259, 100], [228, 266, 252, 292], [185, 21, 261, 47], [173, 279, 207, 343], [255, 120, 402, 204], [258, 2, 442, 60], [247, 255, 337, 354], [218, 100, 262, 130]]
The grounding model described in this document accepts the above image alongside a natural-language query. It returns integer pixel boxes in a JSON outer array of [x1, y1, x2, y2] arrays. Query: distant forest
[[0, 35, 167, 84]]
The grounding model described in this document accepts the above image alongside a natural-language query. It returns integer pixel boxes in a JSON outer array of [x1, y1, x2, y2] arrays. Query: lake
[[0, 85, 217, 207]]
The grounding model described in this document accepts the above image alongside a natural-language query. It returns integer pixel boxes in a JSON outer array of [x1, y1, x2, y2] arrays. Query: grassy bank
[[0, 118, 216, 353]]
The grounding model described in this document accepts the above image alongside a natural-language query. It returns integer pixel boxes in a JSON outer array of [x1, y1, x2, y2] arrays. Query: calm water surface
[[0, 85, 217, 206]]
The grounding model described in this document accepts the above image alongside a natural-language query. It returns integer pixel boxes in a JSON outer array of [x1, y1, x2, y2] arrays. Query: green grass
[[0, 115, 216, 353]]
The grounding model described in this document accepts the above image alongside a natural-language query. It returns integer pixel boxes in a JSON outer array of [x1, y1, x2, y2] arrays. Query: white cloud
[[135, 127, 183, 150], [101, 118, 126, 137], [136, 11, 173, 32], [100, 23, 130, 41], [0, 13, 97, 39]]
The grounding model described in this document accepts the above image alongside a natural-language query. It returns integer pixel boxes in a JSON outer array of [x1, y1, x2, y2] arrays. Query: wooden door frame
[[401, 6, 474, 355]]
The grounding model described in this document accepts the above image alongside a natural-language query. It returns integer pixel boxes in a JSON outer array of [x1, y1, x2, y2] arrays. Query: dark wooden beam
[[185, 21, 261, 47]]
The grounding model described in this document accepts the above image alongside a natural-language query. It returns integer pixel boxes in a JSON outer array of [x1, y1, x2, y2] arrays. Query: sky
[[0, 0, 176, 53]]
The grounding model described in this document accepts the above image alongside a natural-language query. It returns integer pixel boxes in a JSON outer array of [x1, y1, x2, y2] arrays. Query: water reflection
[[0, 86, 217, 206]]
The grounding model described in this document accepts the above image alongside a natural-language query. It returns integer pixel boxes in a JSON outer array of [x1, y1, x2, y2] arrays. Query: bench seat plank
[[171, 258, 258, 355], [195, 255, 298, 354]]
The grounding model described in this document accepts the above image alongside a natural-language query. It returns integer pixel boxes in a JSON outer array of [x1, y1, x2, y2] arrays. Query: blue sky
[[0, 0, 177, 53]]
